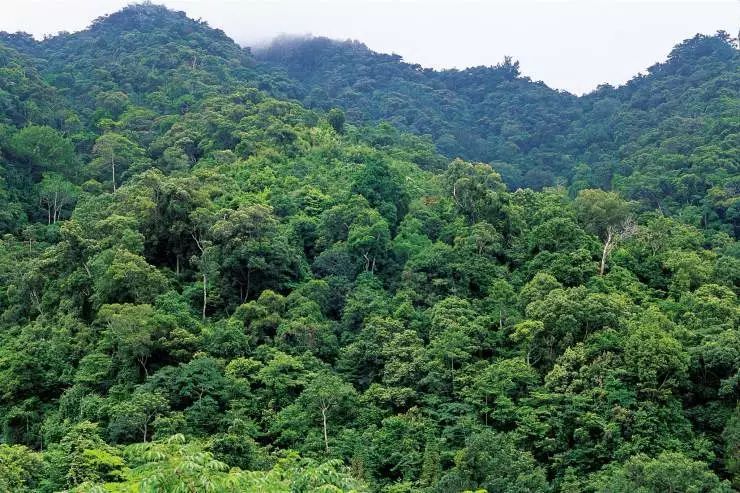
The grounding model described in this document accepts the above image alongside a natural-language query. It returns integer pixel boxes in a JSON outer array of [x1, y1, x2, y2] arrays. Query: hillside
[[0, 4, 737, 493], [258, 34, 739, 235], [257, 37, 581, 180]]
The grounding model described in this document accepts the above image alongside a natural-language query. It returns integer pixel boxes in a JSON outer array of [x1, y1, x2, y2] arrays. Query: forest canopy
[[0, 3, 737, 492]]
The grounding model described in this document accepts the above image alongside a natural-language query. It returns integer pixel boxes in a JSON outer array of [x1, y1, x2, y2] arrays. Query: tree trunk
[[111, 150, 117, 192], [600, 229, 613, 276], [138, 356, 149, 378], [53, 195, 63, 223], [484, 394, 488, 426], [202, 272, 207, 321], [450, 357, 455, 393], [321, 404, 329, 453]]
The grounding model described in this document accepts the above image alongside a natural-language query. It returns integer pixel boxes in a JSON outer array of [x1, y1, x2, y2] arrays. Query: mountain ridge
[[1, 5, 737, 229], [257, 30, 738, 195]]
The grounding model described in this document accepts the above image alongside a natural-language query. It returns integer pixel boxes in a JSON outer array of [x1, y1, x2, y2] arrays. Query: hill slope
[[0, 3, 301, 115], [257, 36, 581, 179], [0, 5, 737, 493], [258, 34, 739, 235]]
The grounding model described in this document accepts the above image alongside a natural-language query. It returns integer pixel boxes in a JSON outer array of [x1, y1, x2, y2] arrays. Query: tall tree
[[90, 132, 149, 192]]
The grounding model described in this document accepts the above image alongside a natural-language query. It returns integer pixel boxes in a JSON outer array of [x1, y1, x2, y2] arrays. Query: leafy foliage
[[258, 33, 739, 237], [0, 4, 736, 493]]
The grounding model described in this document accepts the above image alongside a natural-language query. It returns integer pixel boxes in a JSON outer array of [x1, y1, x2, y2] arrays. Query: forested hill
[[0, 4, 738, 493], [0, 4, 269, 116], [257, 35, 739, 229], [256, 36, 579, 177]]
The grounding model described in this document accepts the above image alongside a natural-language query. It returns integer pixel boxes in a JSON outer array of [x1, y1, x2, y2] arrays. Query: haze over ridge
[[1, 0, 737, 94]]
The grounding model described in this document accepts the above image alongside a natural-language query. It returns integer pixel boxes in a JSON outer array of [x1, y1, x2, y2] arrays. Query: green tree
[[108, 389, 169, 442], [573, 189, 634, 275], [0, 444, 44, 492], [210, 204, 301, 305], [90, 132, 150, 192], [440, 430, 549, 493], [98, 303, 159, 378], [624, 313, 689, 393], [277, 371, 358, 453], [37, 172, 78, 224], [90, 249, 169, 307], [8, 125, 76, 177], [327, 107, 346, 134], [444, 159, 506, 224], [463, 357, 539, 426], [45, 421, 125, 490], [590, 452, 732, 493]]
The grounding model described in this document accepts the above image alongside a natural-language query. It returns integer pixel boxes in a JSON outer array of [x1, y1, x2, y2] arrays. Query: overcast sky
[[1, 0, 738, 94]]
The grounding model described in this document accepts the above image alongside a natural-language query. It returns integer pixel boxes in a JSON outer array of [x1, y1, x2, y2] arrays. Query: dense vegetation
[[0, 3, 737, 492], [258, 33, 739, 231]]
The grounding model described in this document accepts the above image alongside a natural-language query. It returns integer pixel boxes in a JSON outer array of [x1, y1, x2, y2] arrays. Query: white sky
[[1, 0, 738, 94]]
